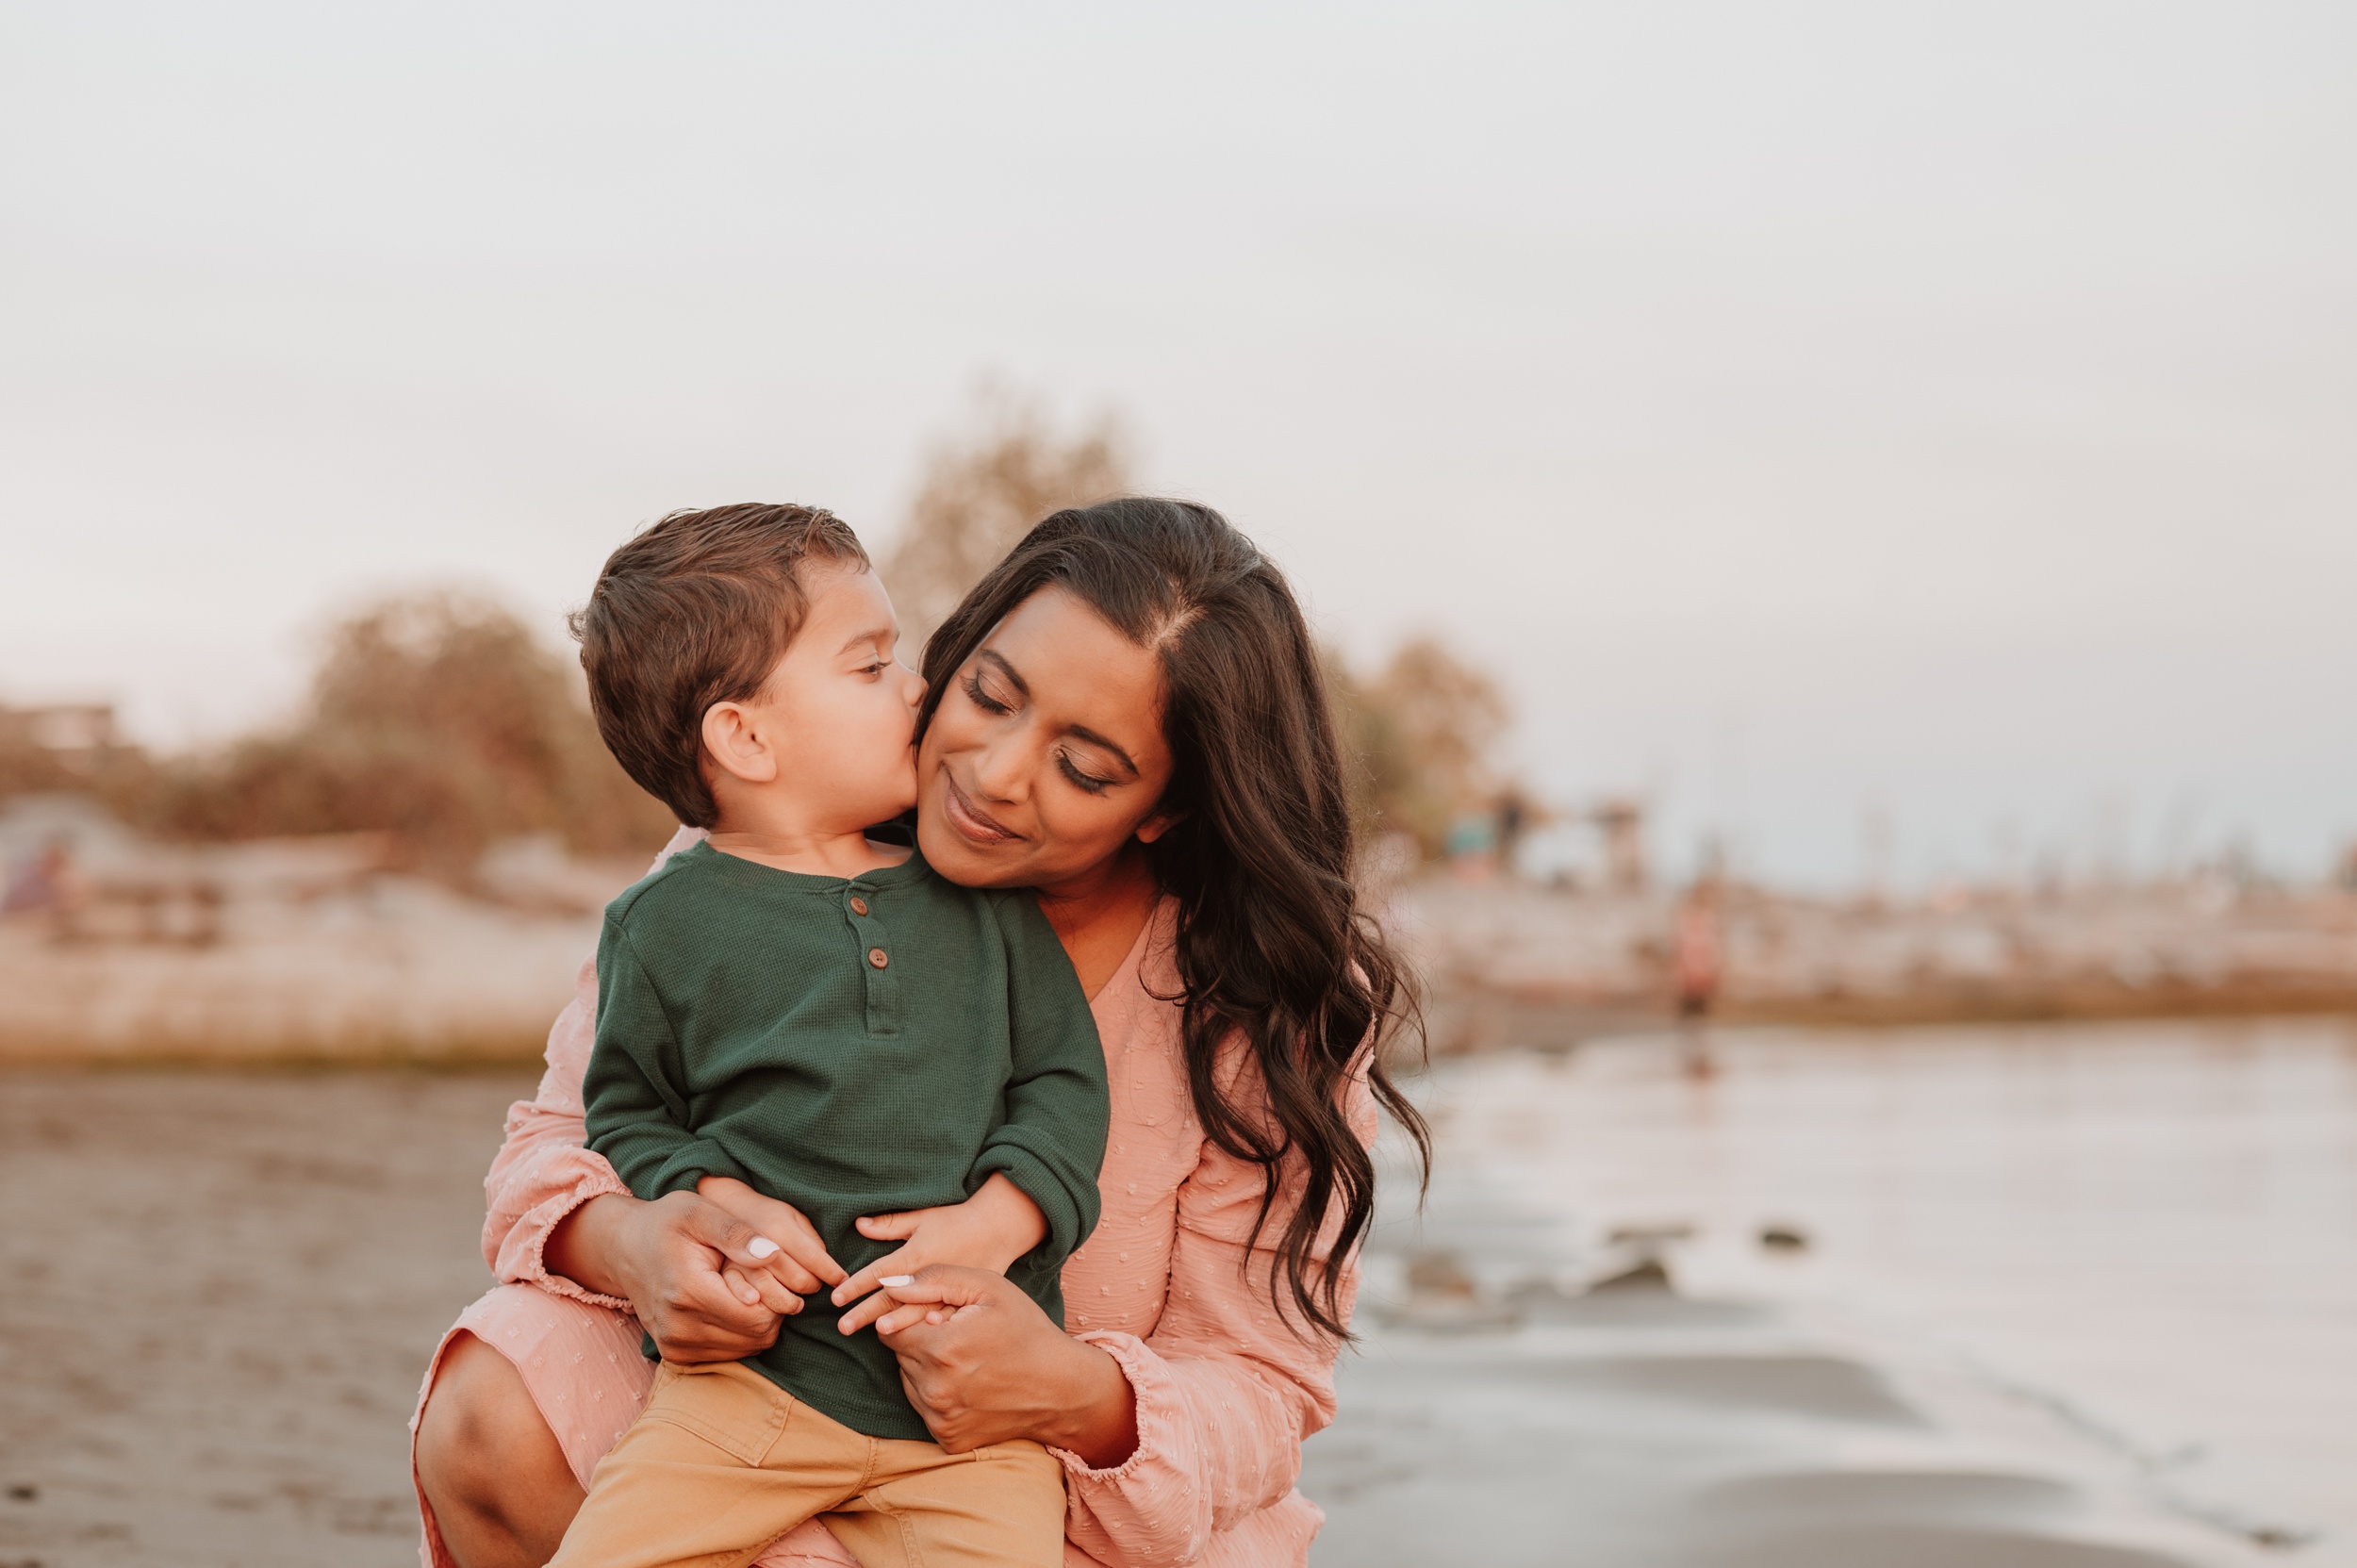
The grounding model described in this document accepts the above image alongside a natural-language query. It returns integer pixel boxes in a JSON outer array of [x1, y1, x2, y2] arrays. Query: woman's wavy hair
[[915, 498, 1430, 1341]]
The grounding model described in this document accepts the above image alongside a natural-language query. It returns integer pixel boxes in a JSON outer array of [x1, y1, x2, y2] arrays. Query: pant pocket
[[637, 1362, 791, 1467]]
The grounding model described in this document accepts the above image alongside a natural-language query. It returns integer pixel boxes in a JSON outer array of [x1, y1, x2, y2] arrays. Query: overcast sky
[[3, 2, 2350, 886]]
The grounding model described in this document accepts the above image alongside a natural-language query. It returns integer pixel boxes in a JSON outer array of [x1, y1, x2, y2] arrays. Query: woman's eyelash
[[1058, 754, 1113, 795], [962, 670, 1012, 715], [961, 668, 1108, 791]]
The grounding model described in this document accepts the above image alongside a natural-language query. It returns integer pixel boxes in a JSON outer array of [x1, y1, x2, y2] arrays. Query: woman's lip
[[943, 776, 1019, 845]]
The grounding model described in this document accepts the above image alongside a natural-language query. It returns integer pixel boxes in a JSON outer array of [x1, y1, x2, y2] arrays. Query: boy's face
[[739, 559, 925, 829]]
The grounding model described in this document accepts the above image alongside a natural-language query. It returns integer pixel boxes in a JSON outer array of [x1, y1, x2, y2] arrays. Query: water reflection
[[1308, 1017, 2357, 1567]]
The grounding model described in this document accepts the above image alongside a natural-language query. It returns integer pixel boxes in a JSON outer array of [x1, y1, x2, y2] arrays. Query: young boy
[[551, 503, 1109, 1568]]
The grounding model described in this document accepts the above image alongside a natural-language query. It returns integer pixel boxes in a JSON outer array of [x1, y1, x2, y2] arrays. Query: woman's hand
[[694, 1176, 849, 1315], [544, 1189, 794, 1363], [830, 1174, 1048, 1333], [871, 1266, 1140, 1466]]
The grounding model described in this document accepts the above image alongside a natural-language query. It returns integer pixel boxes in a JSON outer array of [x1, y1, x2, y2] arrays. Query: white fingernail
[[749, 1236, 779, 1259], [881, 1275, 915, 1287]]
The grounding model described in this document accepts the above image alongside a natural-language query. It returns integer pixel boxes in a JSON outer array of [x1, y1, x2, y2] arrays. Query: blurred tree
[[882, 391, 1130, 659], [0, 707, 156, 814], [1327, 636, 1511, 858], [153, 590, 671, 874]]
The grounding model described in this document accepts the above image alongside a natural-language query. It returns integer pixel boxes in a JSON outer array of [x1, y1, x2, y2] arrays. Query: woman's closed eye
[[962, 669, 1013, 716], [1057, 752, 1113, 794]]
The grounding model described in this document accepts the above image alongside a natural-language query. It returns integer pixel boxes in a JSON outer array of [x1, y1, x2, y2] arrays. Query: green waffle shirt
[[583, 839, 1109, 1442]]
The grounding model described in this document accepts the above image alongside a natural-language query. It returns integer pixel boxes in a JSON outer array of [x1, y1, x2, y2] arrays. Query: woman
[[412, 498, 1426, 1568]]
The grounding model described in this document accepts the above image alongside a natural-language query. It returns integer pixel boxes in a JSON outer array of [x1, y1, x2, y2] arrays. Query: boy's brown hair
[[570, 503, 870, 828]]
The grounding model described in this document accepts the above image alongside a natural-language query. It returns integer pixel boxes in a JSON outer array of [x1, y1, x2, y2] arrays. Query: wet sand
[[0, 1070, 526, 1567], [1310, 1282, 2230, 1567], [4, 1029, 2341, 1567], [1310, 1019, 2357, 1568]]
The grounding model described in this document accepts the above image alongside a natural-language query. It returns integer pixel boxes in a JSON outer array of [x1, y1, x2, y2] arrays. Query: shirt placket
[[843, 883, 901, 1036]]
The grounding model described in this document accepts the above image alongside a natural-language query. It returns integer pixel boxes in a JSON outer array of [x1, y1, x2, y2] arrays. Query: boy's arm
[[968, 890, 1111, 1262], [583, 917, 759, 1199]]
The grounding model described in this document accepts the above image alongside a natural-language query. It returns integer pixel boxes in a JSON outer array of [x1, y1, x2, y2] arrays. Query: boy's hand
[[695, 1175, 848, 1317], [832, 1173, 1047, 1335]]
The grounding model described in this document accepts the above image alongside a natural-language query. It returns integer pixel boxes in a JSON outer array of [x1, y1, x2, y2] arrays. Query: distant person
[[411, 499, 1428, 1568], [1493, 787, 1531, 876], [1, 840, 85, 938], [538, 504, 1110, 1568], [1673, 881, 1724, 1077], [1444, 813, 1498, 881]]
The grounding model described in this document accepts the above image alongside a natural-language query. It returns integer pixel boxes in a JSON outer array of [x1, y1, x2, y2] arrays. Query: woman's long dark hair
[[916, 497, 1430, 1341]]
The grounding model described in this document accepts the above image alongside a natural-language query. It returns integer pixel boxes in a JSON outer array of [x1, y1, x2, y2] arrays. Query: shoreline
[[1424, 984, 2357, 1059], [7, 994, 2356, 1074]]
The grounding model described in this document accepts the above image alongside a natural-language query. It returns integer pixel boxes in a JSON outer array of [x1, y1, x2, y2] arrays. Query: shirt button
[[849, 896, 869, 916], [867, 948, 889, 969]]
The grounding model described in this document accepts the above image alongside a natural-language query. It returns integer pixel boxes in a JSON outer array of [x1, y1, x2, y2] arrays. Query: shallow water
[[1308, 1016, 2357, 1567], [1, 1021, 2348, 1566]]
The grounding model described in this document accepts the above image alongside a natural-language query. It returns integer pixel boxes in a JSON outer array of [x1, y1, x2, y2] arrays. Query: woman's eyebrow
[[977, 649, 1030, 696], [1064, 724, 1140, 780], [980, 650, 1140, 779]]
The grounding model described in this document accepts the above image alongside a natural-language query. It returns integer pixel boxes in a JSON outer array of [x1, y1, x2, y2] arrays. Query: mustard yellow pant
[[547, 1361, 1066, 1568]]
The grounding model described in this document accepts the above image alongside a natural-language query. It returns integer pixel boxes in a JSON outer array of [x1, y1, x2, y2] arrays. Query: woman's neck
[[1034, 842, 1161, 1000]]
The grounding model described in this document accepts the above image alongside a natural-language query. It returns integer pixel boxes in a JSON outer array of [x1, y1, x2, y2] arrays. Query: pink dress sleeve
[[1059, 1050, 1380, 1566], [480, 828, 704, 1310]]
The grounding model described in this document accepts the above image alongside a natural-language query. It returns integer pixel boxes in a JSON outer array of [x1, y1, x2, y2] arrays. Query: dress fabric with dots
[[410, 828, 1373, 1568]]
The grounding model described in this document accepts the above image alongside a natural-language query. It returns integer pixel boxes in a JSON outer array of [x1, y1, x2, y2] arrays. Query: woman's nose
[[967, 735, 1029, 803]]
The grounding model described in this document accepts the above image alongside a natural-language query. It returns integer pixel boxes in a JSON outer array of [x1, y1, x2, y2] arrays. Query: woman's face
[[915, 586, 1177, 893]]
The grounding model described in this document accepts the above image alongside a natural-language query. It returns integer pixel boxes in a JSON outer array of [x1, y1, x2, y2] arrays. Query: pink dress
[[411, 832, 1373, 1568]]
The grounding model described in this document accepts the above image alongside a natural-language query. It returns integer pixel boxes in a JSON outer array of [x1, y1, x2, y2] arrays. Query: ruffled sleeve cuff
[[1047, 1330, 1172, 1482], [1048, 1329, 1224, 1566], [491, 1158, 636, 1314]]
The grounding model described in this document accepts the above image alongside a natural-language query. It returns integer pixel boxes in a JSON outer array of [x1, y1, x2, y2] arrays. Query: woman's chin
[[918, 824, 1003, 886]]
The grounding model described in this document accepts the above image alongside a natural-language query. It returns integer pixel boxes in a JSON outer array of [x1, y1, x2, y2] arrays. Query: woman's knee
[[418, 1333, 583, 1562]]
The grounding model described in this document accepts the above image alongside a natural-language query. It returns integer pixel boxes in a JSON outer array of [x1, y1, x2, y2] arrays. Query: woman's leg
[[416, 1331, 586, 1568], [407, 1284, 854, 1568]]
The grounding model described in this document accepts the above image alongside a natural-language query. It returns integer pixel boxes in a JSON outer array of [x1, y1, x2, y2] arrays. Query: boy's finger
[[872, 1303, 929, 1336], [691, 1207, 805, 1275], [865, 1272, 957, 1306], [750, 1266, 805, 1316], [721, 1264, 803, 1316], [759, 1227, 849, 1288], [753, 1248, 822, 1296], [833, 1289, 899, 1336], [854, 1211, 923, 1241], [830, 1246, 913, 1309]]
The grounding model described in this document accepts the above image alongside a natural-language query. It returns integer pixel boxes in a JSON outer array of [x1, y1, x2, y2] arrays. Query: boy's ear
[[701, 701, 781, 785]]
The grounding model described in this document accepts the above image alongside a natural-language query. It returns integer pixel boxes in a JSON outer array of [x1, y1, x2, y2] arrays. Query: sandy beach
[[0, 1069, 519, 1566], [4, 1018, 2349, 1567]]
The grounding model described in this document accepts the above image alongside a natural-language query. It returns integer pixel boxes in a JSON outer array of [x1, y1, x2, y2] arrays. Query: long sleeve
[[479, 828, 703, 1309], [972, 892, 1112, 1262], [1059, 1046, 1378, 1568], [583, 917, 758, 1199]]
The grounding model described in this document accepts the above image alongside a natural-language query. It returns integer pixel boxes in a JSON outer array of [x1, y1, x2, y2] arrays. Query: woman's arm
[[481, 949, 637, 1308], [1053, 1069, 1374, 1563]]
